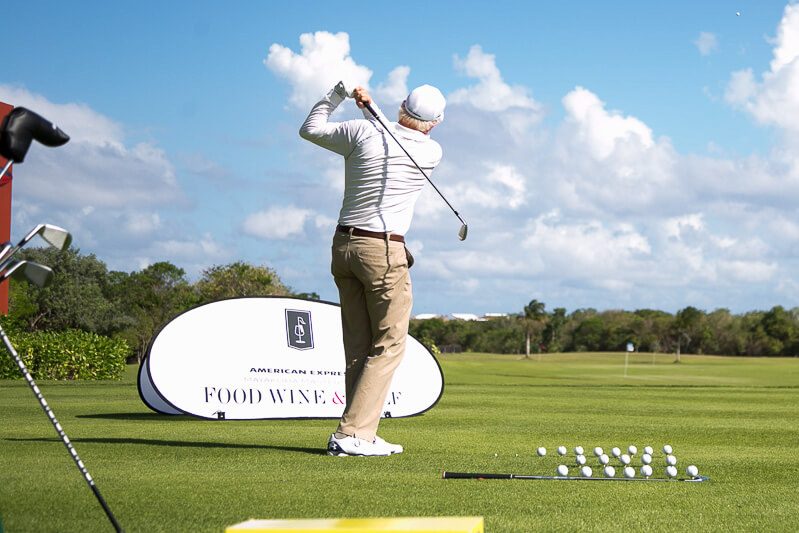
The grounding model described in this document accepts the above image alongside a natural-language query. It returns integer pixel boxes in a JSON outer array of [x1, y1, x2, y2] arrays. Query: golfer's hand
[[352, 87, 372, 109]]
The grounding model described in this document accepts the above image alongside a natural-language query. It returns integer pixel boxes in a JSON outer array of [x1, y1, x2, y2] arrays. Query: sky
[[2, 0, 798, 316]]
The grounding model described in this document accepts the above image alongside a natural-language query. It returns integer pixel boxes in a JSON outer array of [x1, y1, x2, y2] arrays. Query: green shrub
[[0, 329, 128, 380]]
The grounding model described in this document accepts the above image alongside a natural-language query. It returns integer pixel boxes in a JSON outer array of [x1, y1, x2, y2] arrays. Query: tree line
[[5, 247, 316, 362], [410, 299, 799, 357], [4, 248, 797, 362]]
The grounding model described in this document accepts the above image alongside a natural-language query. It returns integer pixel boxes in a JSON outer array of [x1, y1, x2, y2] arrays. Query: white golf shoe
[[326, 434, 403, 456], [373, 435, 403, 455]]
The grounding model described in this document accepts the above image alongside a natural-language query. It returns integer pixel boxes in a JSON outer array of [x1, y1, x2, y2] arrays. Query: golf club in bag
[[0, 106, 70, 180], [0, 224, 123, 532], [363, 102, 468, 241]]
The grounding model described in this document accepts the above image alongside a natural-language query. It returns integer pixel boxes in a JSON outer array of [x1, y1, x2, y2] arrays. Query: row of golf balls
[[556, 464, 699, 479], [538, 445, 680, 466], [537, 444, 675, 458]]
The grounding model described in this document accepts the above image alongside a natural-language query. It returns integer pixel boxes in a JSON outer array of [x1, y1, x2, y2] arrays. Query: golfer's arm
[[299, 89, 355, 155]]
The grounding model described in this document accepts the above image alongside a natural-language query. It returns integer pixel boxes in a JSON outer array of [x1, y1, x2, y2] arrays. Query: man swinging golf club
[[300, 80, 446, 456]]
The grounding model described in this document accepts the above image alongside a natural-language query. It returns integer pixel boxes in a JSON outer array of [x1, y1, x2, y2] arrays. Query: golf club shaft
[[364, 103, 466, 227], [442, 471, 708, 482], [0, 324, 123, 532], [0, 160, 11, 181]]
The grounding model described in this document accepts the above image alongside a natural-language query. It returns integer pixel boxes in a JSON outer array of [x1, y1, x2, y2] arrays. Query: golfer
[[300, 81, 445, 456]]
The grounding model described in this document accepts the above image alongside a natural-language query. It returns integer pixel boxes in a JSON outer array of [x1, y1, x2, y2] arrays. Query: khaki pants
[[331, 230, 412, 441]]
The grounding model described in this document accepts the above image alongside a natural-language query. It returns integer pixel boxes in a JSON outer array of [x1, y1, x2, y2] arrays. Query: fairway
[[1, 353, 798, 532]]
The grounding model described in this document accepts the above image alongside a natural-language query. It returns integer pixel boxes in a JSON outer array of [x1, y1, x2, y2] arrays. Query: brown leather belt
[[337, 224, 405, 243]]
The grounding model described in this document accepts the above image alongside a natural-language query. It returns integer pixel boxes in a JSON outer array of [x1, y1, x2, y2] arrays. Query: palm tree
[[523, 299, 547, 359]]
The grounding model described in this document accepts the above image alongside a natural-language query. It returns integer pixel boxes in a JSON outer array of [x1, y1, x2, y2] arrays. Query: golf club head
[[0, 107, 70, 163], [38, 224, 72, 250], [2, 260, 54, 287], [458, 224, 468, 241], [0, 241, 12, 263]]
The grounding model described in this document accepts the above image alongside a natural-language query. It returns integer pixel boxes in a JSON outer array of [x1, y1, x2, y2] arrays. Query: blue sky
[[2, 0, 798, 315]]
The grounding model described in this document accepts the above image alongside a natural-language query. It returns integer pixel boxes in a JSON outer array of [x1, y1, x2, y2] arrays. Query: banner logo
[[286, 309, 314, 350]]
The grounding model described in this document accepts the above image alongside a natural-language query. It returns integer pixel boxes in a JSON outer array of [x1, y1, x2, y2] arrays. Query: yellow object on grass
[[226, 516, 484, 533]]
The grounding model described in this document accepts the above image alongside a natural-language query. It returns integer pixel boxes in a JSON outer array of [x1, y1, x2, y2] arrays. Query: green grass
[[1, 353, 798, 532]]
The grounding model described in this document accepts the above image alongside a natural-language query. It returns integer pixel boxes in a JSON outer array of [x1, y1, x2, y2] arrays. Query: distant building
[[413, 313, 442, 320], [450, 313, 481, 321], [413, 312, 509, 321]]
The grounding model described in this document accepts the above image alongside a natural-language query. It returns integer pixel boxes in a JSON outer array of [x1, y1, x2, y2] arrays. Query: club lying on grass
[[442, 471, 709, 482], [0, 231, 123, 532]]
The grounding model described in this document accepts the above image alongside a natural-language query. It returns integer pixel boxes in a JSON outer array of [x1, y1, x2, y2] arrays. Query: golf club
[[0, 241, 12, 262], [0, 254, 123, 532], [0, 260, 54, 287], [0, 223, 72, 269], [363, 102, 468, 241], [442, 471, 708, 482], [0, 107, 70, 180]]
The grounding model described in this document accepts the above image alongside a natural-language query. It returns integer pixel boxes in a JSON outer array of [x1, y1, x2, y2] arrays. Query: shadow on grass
[[4, 436, 326, 455]]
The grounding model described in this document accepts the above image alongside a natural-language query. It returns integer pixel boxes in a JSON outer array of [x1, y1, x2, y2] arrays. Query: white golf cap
[[403, 85, 446, 122]]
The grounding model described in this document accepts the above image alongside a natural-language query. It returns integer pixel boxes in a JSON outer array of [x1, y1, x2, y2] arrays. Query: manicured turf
[[1, 353, 798, 532]]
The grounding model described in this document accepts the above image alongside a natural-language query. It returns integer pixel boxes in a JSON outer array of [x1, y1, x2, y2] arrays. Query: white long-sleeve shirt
[[299, 85, 442, 236]]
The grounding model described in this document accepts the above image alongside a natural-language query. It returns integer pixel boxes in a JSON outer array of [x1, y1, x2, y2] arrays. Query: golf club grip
[[442, 471, 513, 480]]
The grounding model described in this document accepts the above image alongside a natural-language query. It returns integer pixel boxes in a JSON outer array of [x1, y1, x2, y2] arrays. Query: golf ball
[[537, 447, 547, 457], [599, 454, 610, 466], [663, 444, 673, 454], [557, 445, 568, 456], [593, 446, 604, 457], [611, 447, 621, 458], [641, 465, 653, 478], [643, 446, 654, 455], [686, 465, 699, 478], [604, 465, 616, 478], [576, 454, 587, 466], [666, 465, 678, 478], [666, 455, 677, 466], [623, 466, 636, 479], [641, 453, 652, 465], [620, 454, 631, 466], [581, 466, 593, 478], [574, 446, 585, 456], [557, 464, 569, 477], [628, 445, 638, 456]]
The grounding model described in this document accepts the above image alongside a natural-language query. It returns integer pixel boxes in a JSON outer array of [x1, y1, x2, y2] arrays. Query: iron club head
[[458, 224, 468, 241], [26, 223, 72, 251], [1, 260, 54, 287], [0, 223, 72, 271]]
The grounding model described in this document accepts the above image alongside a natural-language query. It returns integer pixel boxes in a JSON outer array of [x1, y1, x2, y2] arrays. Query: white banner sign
[[138, 297, 444, 420]]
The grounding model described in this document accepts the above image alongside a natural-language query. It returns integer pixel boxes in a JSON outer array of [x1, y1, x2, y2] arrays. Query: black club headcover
[[0, 107, 70, 163]]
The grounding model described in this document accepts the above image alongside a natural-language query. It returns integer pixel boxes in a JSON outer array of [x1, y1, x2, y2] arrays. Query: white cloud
[[561, 87, 654, 160], [0, 84, 182, 210], [264, 31, 373, 110], [725, 4, 799, 133], [375, 66, 410, 104], [453, 163, 527, 209], [449, 45, 542, 113], [522, 211, 651, 279], [124, 212, 161, 235], [242, 205, 313, 239], [694, 32, 719, 56]]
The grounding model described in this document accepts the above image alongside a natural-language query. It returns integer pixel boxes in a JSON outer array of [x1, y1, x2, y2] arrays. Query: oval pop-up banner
[[138, 297, 444, 420]]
